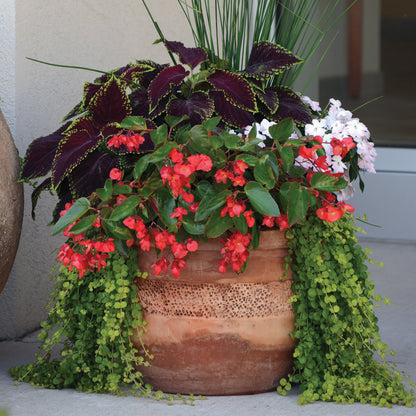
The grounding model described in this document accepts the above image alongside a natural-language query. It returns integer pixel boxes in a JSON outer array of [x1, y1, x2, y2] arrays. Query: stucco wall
[[0, 0, 193, 339]]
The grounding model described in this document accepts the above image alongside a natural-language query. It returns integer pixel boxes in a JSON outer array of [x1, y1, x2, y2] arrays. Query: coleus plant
[[52, 115, 354, 279], [19, 40, 310, 222]]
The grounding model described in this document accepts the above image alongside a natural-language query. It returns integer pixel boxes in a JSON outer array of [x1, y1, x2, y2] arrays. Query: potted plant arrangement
[[9, 0, 415, 407]]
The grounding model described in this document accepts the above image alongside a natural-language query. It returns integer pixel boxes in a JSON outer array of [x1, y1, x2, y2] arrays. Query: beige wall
[[0, 0, 193, 339]]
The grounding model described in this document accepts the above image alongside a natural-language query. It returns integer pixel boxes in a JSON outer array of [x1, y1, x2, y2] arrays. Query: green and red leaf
[[241, 41, 302, 80], [209, 90, 254, 128], [167, 92, 214, 125], [148, 65, 189, 110], [165, 40, 208, 70], [207, 70, 256, 112], [20, 122, 70, 180]]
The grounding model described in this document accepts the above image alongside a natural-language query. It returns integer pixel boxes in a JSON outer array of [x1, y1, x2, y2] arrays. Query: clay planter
[[132, 229, 295, 395], [0, 109, 24, 294]]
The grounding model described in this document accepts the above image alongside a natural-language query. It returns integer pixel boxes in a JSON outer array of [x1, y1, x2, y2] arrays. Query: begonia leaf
[[286, 182, 310, 226], [195, 189, 232, 222], [254, 154, 276, 190], [167, 92, 214, 125], [152, 188, 176, 228], [103, 220, 133, 240], [244, 181, 280, 216], [233, 214, 248, 235], [241, 41, 302, 80], [208, 70, 256, 112], [269, 118, 294, 142], [120, 116, 147, 129], [96, 179, 113, 202], [182, 218, 205, 235], [68, 214, 98, 235], [147, 142, 176, 163], [148, 65, 189, 110], [310, 172, 339, 191], [52, 197, 91, 235], [20, 122, 70, 180], [205, 207, 234, 238], [110, 195, 142, 221], [150, 124, 168, 146], [280, 146, 295, 173], [165, 40, 208, 70]]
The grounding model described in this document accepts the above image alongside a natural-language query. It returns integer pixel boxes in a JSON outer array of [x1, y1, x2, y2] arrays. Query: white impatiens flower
[[330, 155, 347, 174], [305, 119, 326, 137], [345, 118, 370, 140], [301, 95, 321, 112]]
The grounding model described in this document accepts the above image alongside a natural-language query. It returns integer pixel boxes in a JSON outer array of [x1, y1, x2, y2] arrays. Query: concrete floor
[[1, 239, 415, 416]]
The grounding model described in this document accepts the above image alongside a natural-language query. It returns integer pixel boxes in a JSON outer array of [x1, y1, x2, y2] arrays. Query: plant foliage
[[277, 215, 415, 407], [19, 41, 309, 221]]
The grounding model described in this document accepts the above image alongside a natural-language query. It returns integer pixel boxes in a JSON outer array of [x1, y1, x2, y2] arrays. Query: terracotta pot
[[0, 109, 24, 294], [132, 229, 295, 395]]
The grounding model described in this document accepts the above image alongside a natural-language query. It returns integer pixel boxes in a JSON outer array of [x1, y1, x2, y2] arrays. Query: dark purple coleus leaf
[[241, 41, 301, 80], [165, 40, 208, 70], [20, 122, 71, 180], [30, 177, 52, 220], [257, 87, 279, 114], [135, 61, 169, 89], [268, 87, 311, 125], [210, 90, 255, 128], [148, 65, 189, 111], [207, 70, 256, 112], [69, 150, 119, 199], [167, 92, 214, 125], [130, 88, 150, 118], [89, 77, 131, 126], [52, 178, 73, 224], [51, 118, 103, 188]]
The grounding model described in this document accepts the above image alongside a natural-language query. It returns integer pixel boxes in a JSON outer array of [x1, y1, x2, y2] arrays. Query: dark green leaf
[[254, 154, 275, 189], [182, 219, 206, 235], [134, 155, 150, 180], [244, 181, 280, 216], [104, 220, 133, 240], [110, 195, 141, 221], [147, 142, 176, 163], [139, 173, 164, 199], [248, 123, 257, 139], [233, 214, 248, 234], [112, 184, 133, 195], [310, 172, 339, 191], [225, 134, 243, 149], [165, 114, 189, 128], [96, 178, 113, 201], [280, 146, 294, 172], [68, 214, 98, 235], [202, 116, 221, 131], [52, 197, 90, 235], [150, 124, 168, 145], [286, 182, 310, 226], [209, 134, 223, 149], [269, 118, 294, 142], [195, 189, 231, 222], [152, 188, 176, 227], [205, 208, 233, 238], [120, 116, 146, 129], [236, 153, 258, 166]]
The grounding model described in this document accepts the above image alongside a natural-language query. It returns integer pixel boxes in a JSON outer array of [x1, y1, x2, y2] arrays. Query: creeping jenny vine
[[279, 215, 415, 407]]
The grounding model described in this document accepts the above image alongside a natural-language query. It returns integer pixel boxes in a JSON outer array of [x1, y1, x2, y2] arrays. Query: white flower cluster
[[232, 97, 376, 201], [302, 97, 376, 173]]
